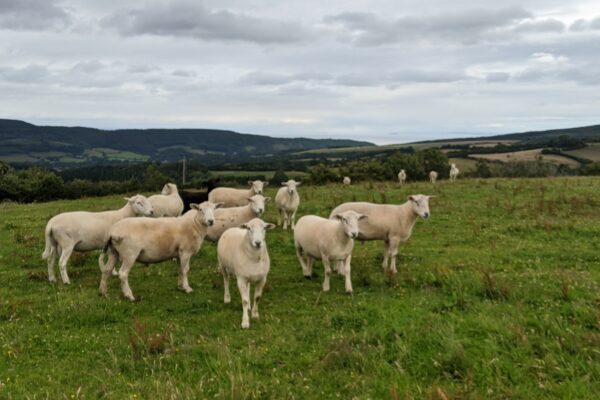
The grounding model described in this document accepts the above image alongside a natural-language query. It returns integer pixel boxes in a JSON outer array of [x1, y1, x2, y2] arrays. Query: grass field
[[1, 178, 600, 398], [565, 143, 600, 162], [469, 149, 580, 167], [212, 170, 309, 179]]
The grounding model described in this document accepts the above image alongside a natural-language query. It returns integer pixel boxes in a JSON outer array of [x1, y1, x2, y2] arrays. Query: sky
[[1, 0, 600, 144]]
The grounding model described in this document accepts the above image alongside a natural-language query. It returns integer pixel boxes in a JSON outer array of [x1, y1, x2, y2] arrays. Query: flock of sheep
[[41, 166, 459, 329]]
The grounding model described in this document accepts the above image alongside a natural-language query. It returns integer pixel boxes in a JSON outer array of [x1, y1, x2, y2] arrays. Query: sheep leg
[[220, 262, 231, 304], [322, 255, 332, 292], [290, 210, 297, 230], [237, 277, 251, 329], [277, 209, 283, 227], [118, 256, 137, 301], [389, 238, 401, 274], [252, 277, 266, 320], [295, 244, 311, 278], [46, 245, 57, 283], [307, 257, 315, 276], [382, 240, 390, 272], [177, 253, 193, 293], [99, 247, 118, 296], [343, 254, 353, 294], [58, 244, 74, 284]]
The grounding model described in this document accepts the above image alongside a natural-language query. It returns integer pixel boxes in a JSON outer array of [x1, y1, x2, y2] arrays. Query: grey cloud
[[0, 0, 71, 30], [513, 19, 564, 33], [568, 16, 600, 31], [103, 1, 311, 44], [0, 64, 50, 83], [485, 72, 511, 82], [172, 69, 197, 78]]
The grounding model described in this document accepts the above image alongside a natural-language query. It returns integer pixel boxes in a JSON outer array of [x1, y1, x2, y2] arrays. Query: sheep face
[[248, 180, 268, 195], [281, 179, 301, 195], [248, 194, 269, 216], [333, 210, 367, 239], [408, 194, 432, 219], [191, 201, 222, 226], [127, 195, 154, 217], [241, 218, 276, 249]]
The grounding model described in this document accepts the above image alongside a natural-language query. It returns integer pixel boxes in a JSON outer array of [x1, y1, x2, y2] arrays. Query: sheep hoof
[[241, 322, 250, 329], [252, 313, 259, 320], [179, 286, 193, 293], [48, 277, 57, 283], [304, 275, 312, 280]]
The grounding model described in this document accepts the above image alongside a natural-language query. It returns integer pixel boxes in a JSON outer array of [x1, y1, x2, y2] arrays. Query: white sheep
[[449, 164, 460, 182], [293, 210, 366, 294], [398, 170, 407, 185], [429, 171, 438, 184], [343, 176, 351, 185], [42, 195, 154, 284], [185, 194, 268, 242], [217, 218, 276, 329], [148, 182, 184, 217], [98, 201, 221, 301], [275, 180, 301, 230], [208, 180, 268, 207], [330, 194, 432, 274]]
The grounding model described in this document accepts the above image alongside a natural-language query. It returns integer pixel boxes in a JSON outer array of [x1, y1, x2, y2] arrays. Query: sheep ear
[[428, 195, 436, 199], [263, 182, 269, 186], [215, 202, 225, 209], [240, 224, 250, 230], [296, 181, 302, 186], [247, 197, 254, 202], [264, 197, 271, 202], [124, 197, 132, 202], [408, 195, 415, 202], [248, 180, 253, 186], [190, 203, 199, 210], [265, 223, 276, 230], [333, 214, 344, 221], [359, 214, 368, 220]]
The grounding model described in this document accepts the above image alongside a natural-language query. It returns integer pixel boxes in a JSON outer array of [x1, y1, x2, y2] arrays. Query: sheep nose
[[254, 241, 262, 248], [207, 220, 214, 226], [423, 212, 429, 219], [258, 209, 264, 214], [351, 232, 358, 239]]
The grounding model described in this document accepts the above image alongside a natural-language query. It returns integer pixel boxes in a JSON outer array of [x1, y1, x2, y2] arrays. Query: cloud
[[568, 16, 600, 31], [0, 0, 71, 30], [103, 1, 312, 44], [513, 18, 565, 33]]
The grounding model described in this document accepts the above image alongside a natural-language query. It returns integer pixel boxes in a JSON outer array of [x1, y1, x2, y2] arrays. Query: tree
[[271, 169, 289, 185], [142, 164, 169, 191]]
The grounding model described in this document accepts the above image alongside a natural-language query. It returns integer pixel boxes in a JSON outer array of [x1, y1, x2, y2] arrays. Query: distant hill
[[0, 119, 373, 167]]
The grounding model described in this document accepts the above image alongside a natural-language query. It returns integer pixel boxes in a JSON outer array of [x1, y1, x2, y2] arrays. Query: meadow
[[1, 177, 600, 399]]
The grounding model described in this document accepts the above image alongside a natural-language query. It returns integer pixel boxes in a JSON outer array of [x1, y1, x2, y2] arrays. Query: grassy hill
[[0, 119, 373, 167], [1, 178, 600, 398]]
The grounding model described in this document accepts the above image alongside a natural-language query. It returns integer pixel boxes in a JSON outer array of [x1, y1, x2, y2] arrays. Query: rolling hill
[[0, 119, 373, 167]]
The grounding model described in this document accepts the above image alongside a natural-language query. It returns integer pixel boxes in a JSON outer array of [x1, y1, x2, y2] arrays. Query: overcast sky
[[1, 0, 600, 144]]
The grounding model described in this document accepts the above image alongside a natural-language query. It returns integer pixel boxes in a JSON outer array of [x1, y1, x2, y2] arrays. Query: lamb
[[98, 201, 221, 301], [293, 210, 366, 294], [429, 171, 438, 184], [398, 170, 407, 185], [187, 194, 268, 242], [329, 194, 432, 274], [42, 195, 154, 284], [343, 176, 351, 185], [217, 218, 276, 329], [449, 164, 459, 182], [275, 180, 301, 230], [148, 183, 184, 217], [180, 178, 220, 213], [208, 180, 268, 207]]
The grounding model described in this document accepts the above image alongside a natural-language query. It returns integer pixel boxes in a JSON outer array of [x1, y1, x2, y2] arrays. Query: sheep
[[98, 201, 221, 301], [180, 178, 220, 213], [42, 195, 154, 284], [293, 210, 366, 294], [449, 164, 459, 182], [429, 171, 438, 184], [329, 194, 432, 274], [148, 183, 184, 217], [275, 180, 301, 230], [217, 218, 276, 329], [398, 170, 407, 185], [208, 180, 268, 207], [186, 194, 268, 242], [343, 176, 351, 185]]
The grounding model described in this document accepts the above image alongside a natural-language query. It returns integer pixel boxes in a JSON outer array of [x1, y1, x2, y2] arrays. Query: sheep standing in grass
[[398, 170, 407, 185], [208, 180, 268, 208], [343, 176, 351, 185], [330, 195, 432, 274], [217, 218, 276, 329], [42, 195, 154, 284], [429, 171, 438, 184], [275, 180, 301, 230], [148, 183, 184, 217], [294, 210, 366, 294], [98, 201, 220, 301], [197, 194, 268, 242], [449, 164, 460, 182]]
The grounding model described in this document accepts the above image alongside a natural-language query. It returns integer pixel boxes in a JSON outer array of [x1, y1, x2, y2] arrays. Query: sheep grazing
[[343, 176, 351, 185], [187, 194, 269, 242], [294, 210, 366, 294], [217, 218, 276, 329], [180, 178, 220, 213], [275, 180, 301, 230], [42, 195, 154, 284], [98, 201, 221, 301], [398, 170, 407, 185], [449, 164, 460, 182], [208, 180, 268, 207], [429, 171, 438, 184], [330, 194, 432, 274], [148, 183, 184, 217]]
